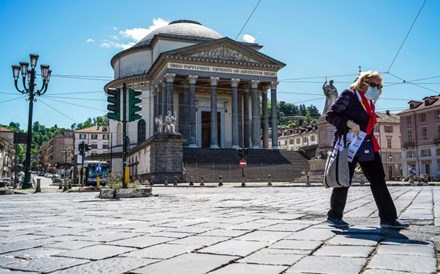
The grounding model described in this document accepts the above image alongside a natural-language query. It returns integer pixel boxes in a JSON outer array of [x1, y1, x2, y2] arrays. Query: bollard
[[35, 178, 41, 193], [189, 176, 194, 186], [59, 179, 62, 189], [68, 179, 72, 189], [306, 173, 311, 186], [218, 175, 223, 186], [63, 179, 68, 191], [96, 176, 100, 189], [267, 175, 272, 186], [164, 176, 168, 186], [200, 176, 205, 187], [173, 176, 178, 186]]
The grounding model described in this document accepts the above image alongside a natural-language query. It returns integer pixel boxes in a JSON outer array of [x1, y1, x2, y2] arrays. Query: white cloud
[[120, 18, 169, 42], [100, 40, 135, 50], [101, 17, 170, 49], [243, 34, 256, 43], [86, 38, 95, 43]]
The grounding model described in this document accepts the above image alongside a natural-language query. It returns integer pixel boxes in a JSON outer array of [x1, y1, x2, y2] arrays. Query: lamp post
[[12, 54, 51, 189]]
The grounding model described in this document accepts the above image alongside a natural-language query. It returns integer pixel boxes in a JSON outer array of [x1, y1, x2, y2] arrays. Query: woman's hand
[[347, 120, 360, 136]]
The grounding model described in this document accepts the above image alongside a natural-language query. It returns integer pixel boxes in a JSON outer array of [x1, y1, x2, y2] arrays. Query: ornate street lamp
[[12, 54, 51, 189]]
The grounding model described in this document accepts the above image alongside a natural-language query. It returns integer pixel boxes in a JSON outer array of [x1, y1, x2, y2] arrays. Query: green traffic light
[[128, 89, 142, 121], [107, 88, 121, 121]]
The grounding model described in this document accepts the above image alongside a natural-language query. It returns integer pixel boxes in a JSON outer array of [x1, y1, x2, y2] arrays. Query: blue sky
[[0, 0, 439, 129]]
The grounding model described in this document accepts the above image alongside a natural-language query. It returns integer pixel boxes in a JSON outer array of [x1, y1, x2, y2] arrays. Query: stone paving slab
[[55, 244, 134, 260], [130, 253, 238, 274], [52, 257, 156, 274], [284, 256, 366, 274], [209, 262, 288, 274], [3, 257, 89, 273], [366, 253, 437, 273]]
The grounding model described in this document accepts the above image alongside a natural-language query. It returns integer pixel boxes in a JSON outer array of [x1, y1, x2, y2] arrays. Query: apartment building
[[398, 96, 440, 178], [374, 111, 402, 180], [0, 126, 14, 178], [74, 126, 110, 158], [278, 125, 318, 158], [46, 130, 74, 168]]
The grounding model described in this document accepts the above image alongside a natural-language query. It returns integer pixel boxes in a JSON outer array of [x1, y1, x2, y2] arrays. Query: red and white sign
[[239, 159, 247, 167]]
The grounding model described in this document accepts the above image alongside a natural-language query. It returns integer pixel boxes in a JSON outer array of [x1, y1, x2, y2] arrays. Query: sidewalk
[[0, 186, 439, 273]]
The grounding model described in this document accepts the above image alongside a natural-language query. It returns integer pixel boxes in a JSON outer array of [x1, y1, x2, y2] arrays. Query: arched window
[[137, 119, 146, 143]]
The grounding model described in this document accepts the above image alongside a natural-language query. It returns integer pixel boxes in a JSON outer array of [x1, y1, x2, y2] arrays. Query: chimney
[[386, 110, 390, 116]]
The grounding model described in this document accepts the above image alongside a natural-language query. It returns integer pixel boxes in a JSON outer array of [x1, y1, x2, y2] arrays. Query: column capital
[[271, 81, 279, 90], [188, 75, 198, 84], [261, 84, 270, 94], [231, 78, 240, 88], [210, 77, 219, 86], [165, 73, 175, 83], [243, 84, 250, 93], [251, 80, 260, 89]]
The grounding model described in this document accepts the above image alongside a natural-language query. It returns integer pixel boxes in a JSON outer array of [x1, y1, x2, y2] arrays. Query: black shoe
[[380, 219, 409, 229], [327, 217, 349, 227]]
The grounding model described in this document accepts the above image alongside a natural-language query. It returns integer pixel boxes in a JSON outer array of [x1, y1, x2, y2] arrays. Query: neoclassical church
[[104, 20, 286, 178]]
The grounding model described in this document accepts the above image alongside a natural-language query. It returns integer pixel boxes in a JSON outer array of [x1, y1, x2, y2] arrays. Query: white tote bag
[[324, 137, 350, 188]]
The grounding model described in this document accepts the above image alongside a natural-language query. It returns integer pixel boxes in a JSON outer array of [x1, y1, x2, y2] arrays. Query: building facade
[[104, 20, 285, 178], [0, 127, 14, 178], [399, 96, 440, 179], [45, 130, 74, 169], [74, 126, 110, 158], [374, 111, 402, 180], [278, 125, 318, 152]]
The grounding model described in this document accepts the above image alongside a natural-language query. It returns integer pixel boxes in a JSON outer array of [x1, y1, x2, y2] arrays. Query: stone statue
[[164, 111, 176, 134], [322, 80, 338, 115], [155, 115, 163, 133]]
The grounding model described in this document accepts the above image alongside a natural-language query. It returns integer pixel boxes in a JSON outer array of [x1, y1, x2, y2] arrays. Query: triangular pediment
[[162, 37, 285, 67], [188, 45, 259, 63]]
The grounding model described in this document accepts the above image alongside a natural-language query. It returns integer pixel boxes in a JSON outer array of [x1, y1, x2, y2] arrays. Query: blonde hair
[[350, 71, 383, 94]]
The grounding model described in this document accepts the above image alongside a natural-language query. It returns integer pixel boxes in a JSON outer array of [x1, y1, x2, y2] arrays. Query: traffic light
[[128, 89, 142, 122], [79, 143, 91, 155], [107, 88, 121, 121]]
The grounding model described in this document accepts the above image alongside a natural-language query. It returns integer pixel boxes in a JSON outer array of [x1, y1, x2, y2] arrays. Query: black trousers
[[327, 152, 398, 222]]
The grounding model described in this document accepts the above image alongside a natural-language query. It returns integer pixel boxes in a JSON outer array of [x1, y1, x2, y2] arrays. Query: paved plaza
[[0, 185, 439, 273]]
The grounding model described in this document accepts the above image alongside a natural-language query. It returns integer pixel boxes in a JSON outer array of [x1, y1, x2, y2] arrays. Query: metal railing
[[184, 163, 305, 183]]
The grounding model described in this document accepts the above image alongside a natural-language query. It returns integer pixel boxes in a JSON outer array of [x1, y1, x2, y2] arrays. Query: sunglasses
[[364, 81, 382, 89]]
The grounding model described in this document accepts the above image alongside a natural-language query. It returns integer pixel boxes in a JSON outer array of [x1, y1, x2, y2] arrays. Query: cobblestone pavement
[[0, 186, 439, 273]]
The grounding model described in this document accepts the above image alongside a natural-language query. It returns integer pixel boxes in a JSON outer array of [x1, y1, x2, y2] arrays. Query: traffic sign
[[96, 162, 102, 175], [239, 159, 247, 167]]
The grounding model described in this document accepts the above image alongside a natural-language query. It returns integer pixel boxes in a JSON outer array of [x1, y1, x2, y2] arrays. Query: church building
[[104, 20, 286, 179]]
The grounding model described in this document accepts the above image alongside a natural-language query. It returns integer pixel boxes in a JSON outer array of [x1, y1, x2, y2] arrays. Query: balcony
[[402, 141, 415, 148], [432, 138, 440, 145]]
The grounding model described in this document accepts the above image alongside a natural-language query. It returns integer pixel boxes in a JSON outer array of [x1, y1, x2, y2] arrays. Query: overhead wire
[[387, 0, 427, 72], [38, 99, 79, 124], [235, 0, 262, 40]]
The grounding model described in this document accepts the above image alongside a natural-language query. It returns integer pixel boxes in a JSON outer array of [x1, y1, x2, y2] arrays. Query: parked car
[[51, 174, 62, 183]]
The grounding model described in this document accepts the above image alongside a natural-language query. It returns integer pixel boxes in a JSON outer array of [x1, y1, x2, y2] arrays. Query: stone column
[[231, 78, 240, 149], [165, 73, 175, 113], [188, 75, 198, 148], [182, 82, 190, 145], [262, 86, 269, 149], [153, 85, 159, 119], [271, 81, 279, 149], [161, 81, 166, 118], [210, 77, 219, 148], [243, 86, 250, 148], [251, 80, 260, 149]]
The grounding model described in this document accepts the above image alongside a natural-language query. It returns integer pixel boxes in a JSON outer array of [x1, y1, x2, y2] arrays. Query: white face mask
[[365, 87, 380, 101]]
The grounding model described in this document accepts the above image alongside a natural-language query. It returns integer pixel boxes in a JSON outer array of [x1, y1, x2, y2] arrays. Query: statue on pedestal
[[164, 111, 176, 134], [322, 80, 338, 115], [155, 115, 163, 133]]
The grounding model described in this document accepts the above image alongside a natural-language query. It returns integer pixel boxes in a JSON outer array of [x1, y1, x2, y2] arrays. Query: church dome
[[133, 20, 223, 48]]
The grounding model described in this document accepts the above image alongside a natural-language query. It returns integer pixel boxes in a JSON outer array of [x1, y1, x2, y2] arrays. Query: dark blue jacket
[[326, 89, 372, 141]]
